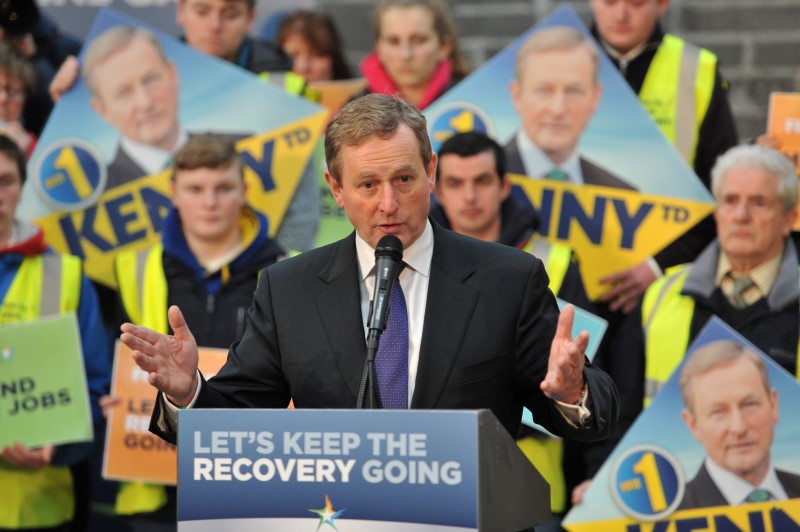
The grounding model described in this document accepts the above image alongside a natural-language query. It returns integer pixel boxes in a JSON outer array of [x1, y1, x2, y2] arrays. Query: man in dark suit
[[506, 26, 635, 191], [678, 340, 800, 509], [121, 93, 619, 447]]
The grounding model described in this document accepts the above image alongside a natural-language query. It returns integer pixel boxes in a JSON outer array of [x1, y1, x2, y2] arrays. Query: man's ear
[[90, 96, 108, 124], [427, 153, 438, 194], [325, 171, 345, 209], [500, 175, 512, 200], [681, 408, 700, 442]]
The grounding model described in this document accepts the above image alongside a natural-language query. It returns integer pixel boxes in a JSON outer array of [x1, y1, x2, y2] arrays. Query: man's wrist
[[571, 380, 588, 405]]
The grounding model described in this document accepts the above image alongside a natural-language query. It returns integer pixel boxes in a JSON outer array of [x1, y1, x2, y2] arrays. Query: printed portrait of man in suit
[[678, 340, 800, 510], [82, 25, 247, 192], [506, 25, 636, 191]]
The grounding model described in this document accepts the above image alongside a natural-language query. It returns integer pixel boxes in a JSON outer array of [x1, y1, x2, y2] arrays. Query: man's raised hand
[[120, 305, 199, 406]]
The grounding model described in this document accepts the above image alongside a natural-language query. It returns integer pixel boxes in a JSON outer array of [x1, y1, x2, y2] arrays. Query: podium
[[177, 409, 550, 531]]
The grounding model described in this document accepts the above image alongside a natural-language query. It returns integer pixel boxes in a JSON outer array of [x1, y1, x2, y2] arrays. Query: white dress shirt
[[514, 130, 584, 184], [119, 128, 189, 176], [355, 221, 433, 404], [705, 457, 790, 504]]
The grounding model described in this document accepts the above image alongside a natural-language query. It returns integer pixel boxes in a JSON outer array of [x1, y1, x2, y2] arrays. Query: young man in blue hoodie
[[110, 133, 283, 527]]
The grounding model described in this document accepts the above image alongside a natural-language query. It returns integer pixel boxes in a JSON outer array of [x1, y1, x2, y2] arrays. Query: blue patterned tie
[[374, 267, 408, 408]]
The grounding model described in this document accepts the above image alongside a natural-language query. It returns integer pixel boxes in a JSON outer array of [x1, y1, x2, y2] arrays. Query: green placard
[[0, 313, 93, 448]]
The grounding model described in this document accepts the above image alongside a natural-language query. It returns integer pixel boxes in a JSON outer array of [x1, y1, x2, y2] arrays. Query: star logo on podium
[[309, 495, 345, 530]]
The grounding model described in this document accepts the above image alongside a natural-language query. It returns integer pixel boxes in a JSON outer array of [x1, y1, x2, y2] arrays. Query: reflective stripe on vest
[[639, 34, 716, 165], [116, 244, 168, 336], [0, 253, 82, 528], [641, 265, 800, 407], [113, 245, 170, 515], [529, 239, 572, 296]]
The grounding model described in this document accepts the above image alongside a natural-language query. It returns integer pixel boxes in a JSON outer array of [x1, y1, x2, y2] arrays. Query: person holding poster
[[505, 26, 636, 192], [121, 94, 620, 455], [431, 131, 538, 248], [589, 0, 738, 312], [574, 145, 800, 505], [678, 340, 800, 509], [0, 135, 111, 531], [108, 133, 284, 525]]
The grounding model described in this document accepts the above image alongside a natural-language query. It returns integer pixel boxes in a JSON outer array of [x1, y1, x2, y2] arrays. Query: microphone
[[367, 235, 404, 334], [358, 234, 403, 409]]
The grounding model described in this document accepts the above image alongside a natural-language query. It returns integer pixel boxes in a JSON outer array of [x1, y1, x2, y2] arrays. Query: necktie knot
[[745, 488, 772, 503], [729, 275, 755, 309], [545, 168, 569, 181]]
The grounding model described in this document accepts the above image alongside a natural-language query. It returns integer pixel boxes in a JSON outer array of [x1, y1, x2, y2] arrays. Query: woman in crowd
[[359, 0, 469, 110], [277, 10, 351, 83], [0, 43, 36, 158]]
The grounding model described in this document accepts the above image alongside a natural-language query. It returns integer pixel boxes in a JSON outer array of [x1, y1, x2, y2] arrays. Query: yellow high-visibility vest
[[641, 265, 800, 407], [639, 34, 717, 165], [113, 246, 170, 515], [0, 253, 82, 529]]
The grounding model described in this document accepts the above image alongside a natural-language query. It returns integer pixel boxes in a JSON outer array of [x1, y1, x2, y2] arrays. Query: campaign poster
[[767, 92, 800, 172], [563, 318, 800, 531], [424, 4, 713, 299], [19, 8, 328, 288], [102, 342, 228, 484], [0, 314, 92, 448]]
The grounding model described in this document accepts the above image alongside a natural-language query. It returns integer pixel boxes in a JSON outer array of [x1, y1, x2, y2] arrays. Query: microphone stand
[[357, 327, 381, 409]]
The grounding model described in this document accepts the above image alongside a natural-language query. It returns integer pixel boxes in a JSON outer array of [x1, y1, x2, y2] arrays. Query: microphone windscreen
[[374, 235, 403, 261]]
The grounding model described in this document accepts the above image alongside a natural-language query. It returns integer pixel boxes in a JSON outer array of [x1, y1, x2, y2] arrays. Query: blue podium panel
[[178, 409, 481, 531]]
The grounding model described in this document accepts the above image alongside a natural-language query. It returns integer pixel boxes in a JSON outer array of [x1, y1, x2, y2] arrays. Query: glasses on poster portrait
[[0, 84, 24, 101]]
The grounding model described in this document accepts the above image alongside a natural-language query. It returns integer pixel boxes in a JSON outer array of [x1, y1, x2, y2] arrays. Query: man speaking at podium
[[120, 94, 619, 445]]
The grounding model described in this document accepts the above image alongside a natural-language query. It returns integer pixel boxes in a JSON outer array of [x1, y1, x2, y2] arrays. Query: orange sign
[[102, 342, 228, 484], [767, 92, 800, 229]]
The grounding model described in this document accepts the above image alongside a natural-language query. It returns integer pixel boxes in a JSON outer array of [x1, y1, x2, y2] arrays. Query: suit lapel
[[412, 226, 479, 408], [314, 235, 367, 401]]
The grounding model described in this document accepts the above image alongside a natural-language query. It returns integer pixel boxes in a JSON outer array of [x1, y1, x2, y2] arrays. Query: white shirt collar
[[119, 128, 189, 176], [355, 220, 434, 282], [514, 130, 584, 184], [704, 457, 790, 504]]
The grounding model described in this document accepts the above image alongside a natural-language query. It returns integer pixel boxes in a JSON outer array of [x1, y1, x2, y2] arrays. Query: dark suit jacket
[[151, 222, 619, 443], [105, 132, 251, 191], [504, 135, 638, 191], [678, 463, 800, 510]]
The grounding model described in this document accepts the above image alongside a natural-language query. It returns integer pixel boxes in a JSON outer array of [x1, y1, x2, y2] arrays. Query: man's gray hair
[[82, 25, 168, 96], [711, 145, 798, 214], [515, 26, 600, 84]]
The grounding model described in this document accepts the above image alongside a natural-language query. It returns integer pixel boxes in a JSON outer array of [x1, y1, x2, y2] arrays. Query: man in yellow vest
[[0, 134, 111, 530], [109, 133, 284, 529], [589, 0, 739, 313], [575, 145, 799, 504]]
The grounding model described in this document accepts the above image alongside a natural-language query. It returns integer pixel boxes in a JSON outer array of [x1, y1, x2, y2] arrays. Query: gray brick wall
[[318, 0, 800, 142]]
